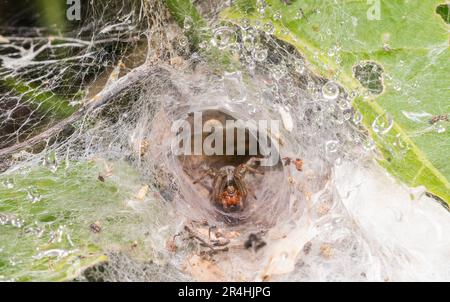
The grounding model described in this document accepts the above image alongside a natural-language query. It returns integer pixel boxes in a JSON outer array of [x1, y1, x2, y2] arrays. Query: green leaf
[[0, 160, 154, 281], [2, 77, 77, 119], [36, 0, 67, 29], [436, 3, 450, 24], [222, 0, 450, 204], [165, 0, 208, 47], [165, 0, 241, 72]]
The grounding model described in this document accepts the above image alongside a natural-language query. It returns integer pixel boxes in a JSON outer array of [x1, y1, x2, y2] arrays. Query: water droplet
[[10, 217, 24, 228], [307, 82, 316, 94], [393, 82, 402, 91], [273, 12, 282, 21], [178, 35, 189, 47], [228, 43, 241, 57], [281, 28, 289, 36], [295, 9, 304, 20], [334, 111, 345, 125], [322, 81, 339, 100], [56, 225, 65, 243], [241, 18, 251, 29], [276, 252, 287, 262], [268, 83, 279, 95], [0, 214, 8, 225], [393, 134, 408, 150], [351, 16, 358, 27], [245, 26, 257, 37], [327, 48, 335, 57], [247, 60, 256, 71], [253, 46, 268, 62], [256, 0, 266, 6], [212, 27, 234, 50], [315, 114, 324, 126], [372, 114, 393, 135], [43, 151, 58, 173], [183, 16, 193, 30], [0, 213, 23, 228], [362, 90, 371, 101], [244, 54, 253, 64], [326, 140, 339, 154], [271, 64, 287, 81], [435, 121, 446, 133], [352, 111, 363, 125], [363, 138, 376, 151], [336, 98, 350, 111], [198, 40, 208, 50], [27, 187, 42, 204], [263, 22, 275, 34], [2, 179, 14, 189], [242, 35, 254, 52], [254, 20, 262, 30], [342, 109, 353, 121], [350, 90, 359, 99], [294, 59, 305, 74]]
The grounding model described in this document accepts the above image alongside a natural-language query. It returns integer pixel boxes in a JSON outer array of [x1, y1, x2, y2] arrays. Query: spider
[[193, 157, 264, 211]]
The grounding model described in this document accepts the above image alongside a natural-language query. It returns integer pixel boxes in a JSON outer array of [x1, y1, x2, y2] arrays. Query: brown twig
[[184, 225, 217, 252]]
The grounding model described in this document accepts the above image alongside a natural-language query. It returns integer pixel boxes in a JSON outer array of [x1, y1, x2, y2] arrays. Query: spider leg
[[193, 168, 217, 184], [245, 157, 261, 166], [212, 171, 227, 202], [246, 165, 264, 175], [241, 157, 265, 176], [235, 176, 248, 197]]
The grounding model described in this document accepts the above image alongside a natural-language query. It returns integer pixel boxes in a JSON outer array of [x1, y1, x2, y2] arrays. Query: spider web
[[0, 0, 146, 156], [0, 0, 449, 282]]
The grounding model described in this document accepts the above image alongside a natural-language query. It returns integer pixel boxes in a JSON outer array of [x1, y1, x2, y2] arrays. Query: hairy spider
[[193, 157, 264, 211]]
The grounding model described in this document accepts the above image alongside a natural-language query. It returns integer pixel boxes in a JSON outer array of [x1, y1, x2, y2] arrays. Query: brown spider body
[[220, 186, 242, 208], [194, 158, 263, 211]]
